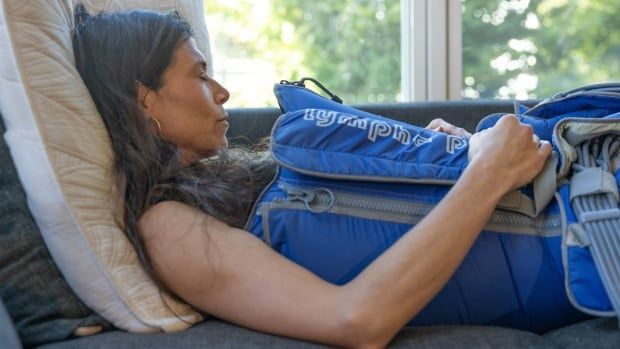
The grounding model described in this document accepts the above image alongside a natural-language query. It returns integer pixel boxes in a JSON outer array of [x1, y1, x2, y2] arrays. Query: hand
[[467, 115, 551, 192], [426, 118, 472, 138]]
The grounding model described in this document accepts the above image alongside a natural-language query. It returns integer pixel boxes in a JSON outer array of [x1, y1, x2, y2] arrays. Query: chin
[[202, 139, 228, 156]]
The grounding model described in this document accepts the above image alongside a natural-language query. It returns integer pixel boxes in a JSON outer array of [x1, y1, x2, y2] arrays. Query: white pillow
[[0, 0, 209, 332]]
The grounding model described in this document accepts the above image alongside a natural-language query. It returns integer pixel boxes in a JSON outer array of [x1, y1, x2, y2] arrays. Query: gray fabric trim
[[553, 118, 620, 178], [567, 223, 591, 247], [243, 166, 280, 232], [497, 153, 558, 218], [260, 204, 272, 246]]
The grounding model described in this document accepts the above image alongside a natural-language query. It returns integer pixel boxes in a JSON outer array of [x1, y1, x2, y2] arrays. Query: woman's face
[[142, 38, 230, 161]]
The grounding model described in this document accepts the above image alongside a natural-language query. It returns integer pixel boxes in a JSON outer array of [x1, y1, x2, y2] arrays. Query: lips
[[217, 113, 229, 122]]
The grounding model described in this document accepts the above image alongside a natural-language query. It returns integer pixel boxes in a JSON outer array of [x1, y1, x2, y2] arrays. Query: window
[[205, 0, 401, 107], [462, 0, 620, 100], [205, 0, 620, 106]]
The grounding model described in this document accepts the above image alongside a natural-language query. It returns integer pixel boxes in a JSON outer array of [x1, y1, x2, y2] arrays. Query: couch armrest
[[0, 297, 22, 349]]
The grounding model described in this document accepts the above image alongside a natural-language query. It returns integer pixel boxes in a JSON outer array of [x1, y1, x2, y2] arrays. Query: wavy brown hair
[[71, 4, 275, 296]]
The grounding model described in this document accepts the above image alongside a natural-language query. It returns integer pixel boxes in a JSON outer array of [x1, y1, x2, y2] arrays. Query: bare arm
[[139, 115, 551, 348]]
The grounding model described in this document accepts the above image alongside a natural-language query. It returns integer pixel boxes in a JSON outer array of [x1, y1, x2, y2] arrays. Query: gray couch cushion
[[544, 318, 620, 348], [38, 318, 620, 349], [0, 117, 109, 347], [39, 320, 328, 349], [39, 319, 555, 349]]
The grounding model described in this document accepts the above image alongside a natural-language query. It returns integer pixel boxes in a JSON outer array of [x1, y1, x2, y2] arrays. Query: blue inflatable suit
[[245, 81, 620, 333]]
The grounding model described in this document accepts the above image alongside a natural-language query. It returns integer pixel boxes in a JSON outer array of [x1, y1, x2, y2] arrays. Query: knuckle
[[427, 118, 441, 128], [521, 124, 534, 136], [504, 114, 518, 121], [498, 114, 518, 127]]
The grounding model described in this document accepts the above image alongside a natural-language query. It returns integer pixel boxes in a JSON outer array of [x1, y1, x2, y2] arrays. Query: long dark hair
[[71, 4, 275, 295]]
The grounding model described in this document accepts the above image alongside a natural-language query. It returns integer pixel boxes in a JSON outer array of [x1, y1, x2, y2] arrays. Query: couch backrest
[[226, 99, 526, 146]]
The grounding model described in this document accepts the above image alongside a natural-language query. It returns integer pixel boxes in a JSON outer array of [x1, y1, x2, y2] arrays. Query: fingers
[[538, 140, 552, 157], [497, 114, 552, 156], [426, 118, 472, 138], [425, 118, 443, 129]]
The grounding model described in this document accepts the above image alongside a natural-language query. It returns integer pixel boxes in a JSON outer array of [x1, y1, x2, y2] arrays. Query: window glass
[[462, 0, 620, 99], [205, 0, 401, 107]]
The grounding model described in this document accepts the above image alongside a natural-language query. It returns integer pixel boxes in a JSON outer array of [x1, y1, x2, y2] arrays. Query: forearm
[[341, 162, 508, 346]]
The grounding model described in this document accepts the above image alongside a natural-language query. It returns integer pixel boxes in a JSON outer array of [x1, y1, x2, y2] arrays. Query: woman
[[72, 5, 552, 348]]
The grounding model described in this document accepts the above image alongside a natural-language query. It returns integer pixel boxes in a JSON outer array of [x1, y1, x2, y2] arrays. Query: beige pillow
[[0, 0, 208, 332], [79, 0, 213, 75]]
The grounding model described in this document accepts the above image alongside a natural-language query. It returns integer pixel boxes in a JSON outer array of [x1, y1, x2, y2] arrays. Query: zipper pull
[[279, 184, 335, 213]]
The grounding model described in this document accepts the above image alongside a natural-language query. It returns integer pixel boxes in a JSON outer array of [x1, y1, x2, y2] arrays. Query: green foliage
[[206, 0, 400, 106], [463, 0, 620, 99], [269, 0, 401, 103], [206, 0, 619, 106]]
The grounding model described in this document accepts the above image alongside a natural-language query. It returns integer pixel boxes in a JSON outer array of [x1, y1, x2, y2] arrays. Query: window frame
[[401, 0, 462, 102]]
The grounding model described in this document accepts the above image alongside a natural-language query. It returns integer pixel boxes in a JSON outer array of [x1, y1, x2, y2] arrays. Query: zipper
[[273, 182, 562, 236]]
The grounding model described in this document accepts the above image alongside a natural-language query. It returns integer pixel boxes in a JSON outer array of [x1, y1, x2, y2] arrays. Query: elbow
[[337, 300, 395, 349]]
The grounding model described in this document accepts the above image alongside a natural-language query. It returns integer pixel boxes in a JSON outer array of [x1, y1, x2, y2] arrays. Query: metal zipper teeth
[[276, 183, 562, 231]]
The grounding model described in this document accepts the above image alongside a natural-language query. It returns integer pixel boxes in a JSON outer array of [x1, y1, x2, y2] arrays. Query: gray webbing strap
[[570, 135, 620, 326], [497, 190, 536, 217], [497, 154, 558, 217], [570, 167, 619, 202], [533, 153, 559, 215]]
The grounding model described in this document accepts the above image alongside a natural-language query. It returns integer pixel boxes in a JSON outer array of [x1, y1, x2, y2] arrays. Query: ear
[[136, 81, 156, 112]]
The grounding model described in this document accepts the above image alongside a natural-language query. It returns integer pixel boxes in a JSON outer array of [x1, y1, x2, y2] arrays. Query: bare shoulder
[[135, 200, 240, 300], [136, 200, 257, 265], [139, 201, 202, 235]]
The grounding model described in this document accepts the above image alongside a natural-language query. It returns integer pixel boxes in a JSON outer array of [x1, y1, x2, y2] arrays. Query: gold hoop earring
[[149, 117, 162, 134]]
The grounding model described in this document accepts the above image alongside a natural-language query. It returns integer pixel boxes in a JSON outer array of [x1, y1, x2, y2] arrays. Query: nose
[[211, 78, 230, 105]]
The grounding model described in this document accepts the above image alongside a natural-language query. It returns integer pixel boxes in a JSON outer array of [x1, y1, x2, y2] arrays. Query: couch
[[1, 100, 620, 348]]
